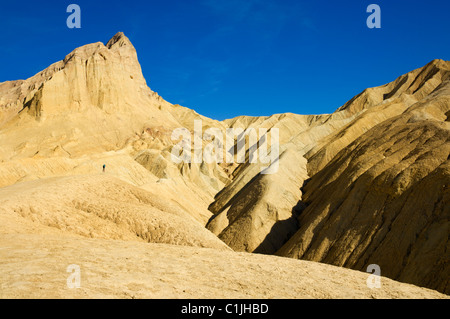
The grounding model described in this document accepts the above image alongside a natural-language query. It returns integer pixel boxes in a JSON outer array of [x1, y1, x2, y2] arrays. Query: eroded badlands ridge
[[0, 33, 448, 297]]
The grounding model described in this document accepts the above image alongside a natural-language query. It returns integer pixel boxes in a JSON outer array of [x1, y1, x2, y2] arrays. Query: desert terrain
[[0, 33, 448, 299]]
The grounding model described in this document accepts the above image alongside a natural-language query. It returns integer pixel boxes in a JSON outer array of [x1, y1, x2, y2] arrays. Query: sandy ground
[[0, 233, 447, 299]]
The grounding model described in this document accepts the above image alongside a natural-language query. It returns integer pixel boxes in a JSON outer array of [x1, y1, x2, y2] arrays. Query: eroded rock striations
[[208, 59, 450, 294], [0, 33, 448, 297]]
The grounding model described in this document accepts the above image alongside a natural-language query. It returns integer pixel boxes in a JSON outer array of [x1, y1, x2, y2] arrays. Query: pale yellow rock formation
[[0, 32, 230, 226], [0, 32, 448, 298], [277, 79, 450, 294], [208, 59, 450, 294]]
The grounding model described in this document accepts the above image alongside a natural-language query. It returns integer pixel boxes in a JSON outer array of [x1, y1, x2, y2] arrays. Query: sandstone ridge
[[0, 33, 448, 298]]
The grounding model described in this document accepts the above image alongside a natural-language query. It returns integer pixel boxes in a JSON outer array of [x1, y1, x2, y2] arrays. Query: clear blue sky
[[1, 0, 449, 120]]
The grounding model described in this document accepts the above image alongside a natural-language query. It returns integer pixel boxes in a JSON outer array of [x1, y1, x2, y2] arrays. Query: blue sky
[[1, 0, 449, 120]]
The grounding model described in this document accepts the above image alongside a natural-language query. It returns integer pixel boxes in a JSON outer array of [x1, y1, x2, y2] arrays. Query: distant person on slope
[[103, 164, 106, 173]]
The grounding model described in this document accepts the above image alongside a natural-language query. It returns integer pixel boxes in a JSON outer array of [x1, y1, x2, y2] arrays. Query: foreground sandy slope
[[0, 233, 447, 299], [0, 170, 447, 299], [0, 174, 229, 250]]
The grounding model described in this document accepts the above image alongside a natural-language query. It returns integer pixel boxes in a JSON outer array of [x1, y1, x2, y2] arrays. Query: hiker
[[103, 164, 106, 173]]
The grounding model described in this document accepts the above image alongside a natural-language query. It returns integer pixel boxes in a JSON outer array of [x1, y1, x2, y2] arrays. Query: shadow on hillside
[[253, 199, 308, 255]]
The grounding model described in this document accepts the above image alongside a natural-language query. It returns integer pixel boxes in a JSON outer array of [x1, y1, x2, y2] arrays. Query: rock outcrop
[[0, 32, 230, 226], [208, 59, 450, 294], [277, 76, 450, 294], [1, 33, 448, 297]]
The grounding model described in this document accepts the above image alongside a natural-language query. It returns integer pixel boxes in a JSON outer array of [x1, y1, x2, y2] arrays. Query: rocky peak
[[106, 32, 132, 49]]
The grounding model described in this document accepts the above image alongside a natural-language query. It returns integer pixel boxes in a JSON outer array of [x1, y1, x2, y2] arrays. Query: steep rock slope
[[208, 60, 449, 256], [277, 78, 450, 294], [207, 112, 370, 254], [208, 60, 449, 295], [207, 147, 309, 254], [0, 32, 231, 226], [0, 33, 175, 160], [306, 59, 450, 175]]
